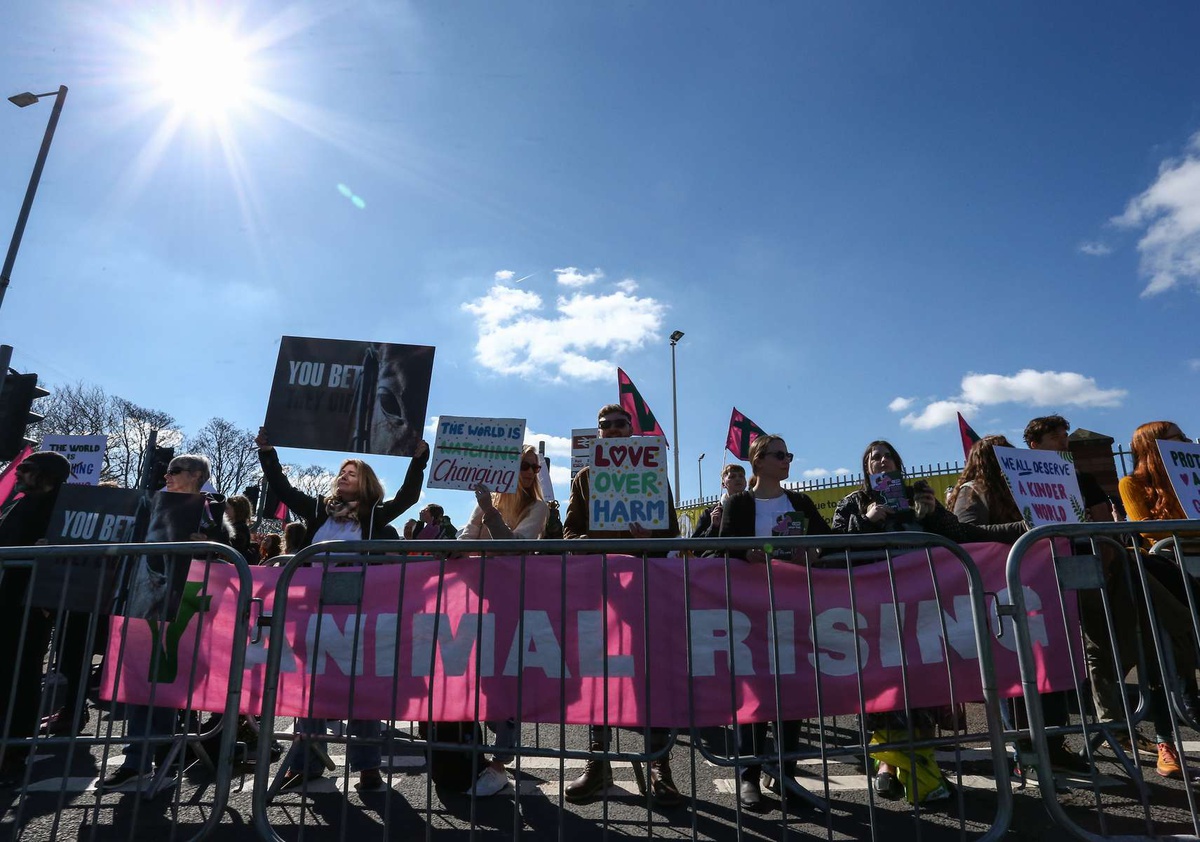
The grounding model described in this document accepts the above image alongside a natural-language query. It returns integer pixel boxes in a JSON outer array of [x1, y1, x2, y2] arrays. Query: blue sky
[[2, 1, 1199, 527]]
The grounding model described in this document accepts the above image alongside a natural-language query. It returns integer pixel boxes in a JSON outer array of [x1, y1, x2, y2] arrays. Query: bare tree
[[282, 463, 335, 500], [29, 382, 118, 477], [187, 418, 261, 496], [109, 399, 182, 488]]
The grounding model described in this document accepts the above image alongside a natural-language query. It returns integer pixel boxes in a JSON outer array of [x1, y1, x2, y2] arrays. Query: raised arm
[[378, 440, 431, 524], [256, 427, 321, 522]]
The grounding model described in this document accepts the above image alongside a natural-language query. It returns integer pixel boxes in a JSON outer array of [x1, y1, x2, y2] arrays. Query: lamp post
[[669, 329, 684, 495], [2, 85, 69, 316], [697, 452, 705, 500]]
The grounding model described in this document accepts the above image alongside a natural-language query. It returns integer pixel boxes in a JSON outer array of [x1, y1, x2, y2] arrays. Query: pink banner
[[103, 542, 1078, 727]]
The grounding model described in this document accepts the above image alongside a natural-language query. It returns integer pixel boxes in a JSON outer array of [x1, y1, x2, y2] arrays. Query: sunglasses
[[166, 466, 192, 475], [763, 451, 794, 462], [520, 462, 541, 473], [598, 419, 630, 431]]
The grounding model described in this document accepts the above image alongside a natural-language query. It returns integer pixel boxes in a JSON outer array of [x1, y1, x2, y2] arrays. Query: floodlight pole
[[1, 85, 68, 316], [669, 330, 684, 496]]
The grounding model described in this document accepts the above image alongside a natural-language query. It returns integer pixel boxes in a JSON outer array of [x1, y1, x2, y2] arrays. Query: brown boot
[[565, 746, 612, 803], [648, 756, 682, 806]]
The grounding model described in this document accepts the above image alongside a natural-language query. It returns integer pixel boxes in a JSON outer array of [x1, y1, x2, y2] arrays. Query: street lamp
[[2, 85, 69, 316], [697, 452, 705, 500], [669, 329, 684, 495]]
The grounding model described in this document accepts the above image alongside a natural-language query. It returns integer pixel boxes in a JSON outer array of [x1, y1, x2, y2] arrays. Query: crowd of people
[[0, 405, 1197, 813]]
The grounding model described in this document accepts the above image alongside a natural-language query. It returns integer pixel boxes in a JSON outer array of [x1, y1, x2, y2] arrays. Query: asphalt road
[[4, 703, 1200, 841]]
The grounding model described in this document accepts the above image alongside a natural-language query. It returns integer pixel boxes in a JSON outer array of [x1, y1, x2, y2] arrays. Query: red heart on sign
[[608, 446, 628, 467], [1183, 474, 1191, 486]]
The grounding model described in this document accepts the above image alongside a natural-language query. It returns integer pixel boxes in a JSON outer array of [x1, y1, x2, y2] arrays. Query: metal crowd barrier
[[1006, 520, 1200, 840], [251, 533, 1017, 842], [0, 542, 253, 842]]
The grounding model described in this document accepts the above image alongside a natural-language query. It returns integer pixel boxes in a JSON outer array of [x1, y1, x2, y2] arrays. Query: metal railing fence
[[0, 541, 253, 842]]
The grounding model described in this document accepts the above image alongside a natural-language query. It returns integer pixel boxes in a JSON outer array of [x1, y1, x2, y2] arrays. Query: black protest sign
[[122, 491, 209, 621], [263, 336, 435, 457], [32, 486, 142, 613]]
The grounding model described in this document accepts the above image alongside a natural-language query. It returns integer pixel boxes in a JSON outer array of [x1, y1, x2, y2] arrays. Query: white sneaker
[[468, 766, 510, 797]]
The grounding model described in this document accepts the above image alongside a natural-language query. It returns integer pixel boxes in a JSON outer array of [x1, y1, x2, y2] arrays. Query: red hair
[[1130, 421, 1186, 521]]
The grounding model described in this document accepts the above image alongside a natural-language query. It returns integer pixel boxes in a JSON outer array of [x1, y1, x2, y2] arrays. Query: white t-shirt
[[311, 517, 362, 544], [753, 493, 794, 538]]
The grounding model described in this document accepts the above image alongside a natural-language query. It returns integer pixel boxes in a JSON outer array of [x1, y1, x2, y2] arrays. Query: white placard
[[39, 434, 107, 486], [1156, 439, 1200, 519], [428, 415, 527, 493], [992, 445, 1086, 526], [588, 435, 669, 531]]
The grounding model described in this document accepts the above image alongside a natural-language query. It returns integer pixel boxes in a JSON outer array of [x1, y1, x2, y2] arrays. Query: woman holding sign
[[834, 439, 1025, 804], [1119, 421, 1193, 544], [716, 433, 829, 810], [458, 446, 549, 540], [255, 428, 430, 793], [452, 446, 548, 796]]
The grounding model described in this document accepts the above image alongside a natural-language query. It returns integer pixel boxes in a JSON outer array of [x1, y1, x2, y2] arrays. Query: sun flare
[[149, 21, 256, 120]]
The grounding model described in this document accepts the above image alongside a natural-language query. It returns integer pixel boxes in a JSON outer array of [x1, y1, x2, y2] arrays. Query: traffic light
[[0, 372, 47, 461]]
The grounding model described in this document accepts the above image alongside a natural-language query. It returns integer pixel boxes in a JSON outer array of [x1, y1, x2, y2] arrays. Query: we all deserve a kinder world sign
[[102, 542, 1079, 727]]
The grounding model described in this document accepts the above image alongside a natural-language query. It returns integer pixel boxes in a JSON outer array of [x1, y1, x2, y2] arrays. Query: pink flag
[[726, 408, 765, 461], [0, 445, 34, 504], [617, 368, 665, 437], [958, 412, 981, 461]]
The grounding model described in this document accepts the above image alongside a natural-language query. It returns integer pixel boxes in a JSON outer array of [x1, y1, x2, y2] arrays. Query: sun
[[148, 20, 256, 121]]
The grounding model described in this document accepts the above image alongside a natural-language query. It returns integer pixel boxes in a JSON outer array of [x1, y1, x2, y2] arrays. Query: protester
[[255, 428, 429, 793], [1117, 420, 1200, 776], [458, 445, 549, 541], [226, 494, 258, 563], [0, 451, 73, 787], [690, 463, 747, 538], [834, 439, 1024, 804], [453, 445, 549, 797], [100, 454, 233, 791], [416, 503, 456, 539], [716, 433, 828, 809], [948, 434, 1091, 779], [259, 533, 283, 563], [282, 521, 307, 555], [1119, 421, 1192, 546], [562, 404, 682, 807]]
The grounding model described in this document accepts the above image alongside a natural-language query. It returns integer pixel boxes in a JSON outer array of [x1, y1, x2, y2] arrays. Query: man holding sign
[[562, 403, 681, 806]]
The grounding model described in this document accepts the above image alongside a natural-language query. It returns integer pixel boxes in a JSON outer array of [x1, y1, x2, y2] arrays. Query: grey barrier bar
[[1006, 520, 1200, 840], [252, 534, 1018, 842], [0, 541, 253, 842]]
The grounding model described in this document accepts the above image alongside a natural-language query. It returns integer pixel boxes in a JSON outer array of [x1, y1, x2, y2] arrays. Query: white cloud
[[554, 266, 604, 288], [524, 429, 572, 459], [900, 368, 1127, 430], [494, 269, 515, 281], [462, 275, 666, 382], [616, 279, 639, 293], [901, 400, 979, 431], [888, 396, 915, 413], [801, 467, 852, 479], [960, 369, 1126, 407], [1078, 241, 1112, 257], [1112, 132, 1200, 296]]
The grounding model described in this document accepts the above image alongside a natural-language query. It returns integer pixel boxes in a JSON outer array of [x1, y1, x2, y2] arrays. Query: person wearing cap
[[0, 450, 73, 787]]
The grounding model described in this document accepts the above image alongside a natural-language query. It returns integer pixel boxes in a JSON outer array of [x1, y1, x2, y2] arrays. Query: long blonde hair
[[493, 446, 544, 529]]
